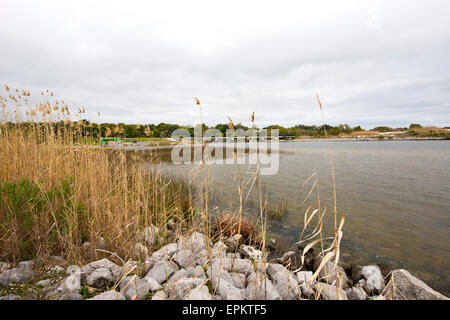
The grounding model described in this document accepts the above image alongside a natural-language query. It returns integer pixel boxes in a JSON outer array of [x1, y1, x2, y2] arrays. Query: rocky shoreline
[[0, 223, 448, 301]]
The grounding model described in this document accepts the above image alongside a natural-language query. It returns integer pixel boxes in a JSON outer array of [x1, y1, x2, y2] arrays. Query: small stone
[[184, 286, 212, 300], [36, 279, 53, 287], [86, 267, 114, 288], [240, 246, 262, 261], [151, 290, 167, 300], [173, 278, 205, 299], [80, 258, 121, 284], [266, 263, 288, 279], [272, 269, 301, 300], [119, 275, 136, 291], [124, 278, 162, 300], [188, 232, 207, 253], [173, 249, 196, 268], [186, 265, 206, 280], [88, 290, 126, 300], [361, 265, 385, 295], [47, 273, 81, 299], [345, 287, 367, 300], [17, 260, 33, 270], [217, 279, 244, 300], [144, 260, 178, 284], [230, 272, 246, 289]]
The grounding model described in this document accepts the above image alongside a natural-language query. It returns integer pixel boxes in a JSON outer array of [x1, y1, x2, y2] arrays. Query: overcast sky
[[1, 0, 449, 128]]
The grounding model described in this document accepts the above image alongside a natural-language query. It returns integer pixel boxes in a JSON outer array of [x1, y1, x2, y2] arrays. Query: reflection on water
[[152, 140, 450, 295]]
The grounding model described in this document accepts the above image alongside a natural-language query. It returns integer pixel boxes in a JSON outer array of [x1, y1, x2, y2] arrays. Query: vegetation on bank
[[2, 118, 448, 140]]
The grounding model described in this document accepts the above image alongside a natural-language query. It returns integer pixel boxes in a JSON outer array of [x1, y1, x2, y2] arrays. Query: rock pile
[[0, 226, 448, 300]]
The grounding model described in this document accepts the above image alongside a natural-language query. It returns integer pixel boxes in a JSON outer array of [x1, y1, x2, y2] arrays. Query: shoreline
[[1, 223, 448, 301]]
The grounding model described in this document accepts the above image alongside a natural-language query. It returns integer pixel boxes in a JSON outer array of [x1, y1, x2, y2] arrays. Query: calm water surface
[[157, 140, 450, 295]]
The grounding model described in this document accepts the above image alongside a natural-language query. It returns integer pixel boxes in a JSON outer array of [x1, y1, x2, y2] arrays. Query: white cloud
[[1, 0, 449, 128]]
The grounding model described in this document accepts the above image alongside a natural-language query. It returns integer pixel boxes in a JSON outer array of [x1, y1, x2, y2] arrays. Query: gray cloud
[[1, 0, 449, 128]]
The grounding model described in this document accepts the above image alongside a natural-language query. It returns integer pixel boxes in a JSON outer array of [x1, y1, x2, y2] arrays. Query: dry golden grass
[[212, 213, 258, 242], [0, 86, 194, 265], [349, 130, 380, 136]]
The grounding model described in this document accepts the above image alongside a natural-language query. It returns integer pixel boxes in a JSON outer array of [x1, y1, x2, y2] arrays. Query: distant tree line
[[2, 121, 444, 139]]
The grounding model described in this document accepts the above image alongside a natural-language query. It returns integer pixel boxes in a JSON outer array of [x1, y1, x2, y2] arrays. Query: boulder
[[80, 258, 121, 285], [206, 263, 234, 290], [144, 260, 178, 284], [213, 258, 254, 276], [195, 249, 209, 266], [184, 286, 212, 300], [151, 290, 167, 300], [119, 275, 136, 292], [245, 273, 282, 300], [36, 279, 53, 287], [272, 269, 301, 300], [88, 290, 126, 300], [230, 272, 246, 289], [240, 246, 262, 261], [345, 287, 367, 300], [172, 278, 205, 299], [186, 266, 206, 280], [226, 252, 242, 260], [86, 267, 115, 288], [188, 232, 207, 253], [0, 267, 34, 287], [152, 243, 178, 260], [318, 260, 352, 289], [346, 264, 363, 283], [315, 282, 348, 300], [216, 279, 244, 300], [266, 263, 288, 279], [47, 272, 81, 299], [124, 278, 162, 300], [173, 249, 196, 268], [384, 269, 449, 300], [361, 265, 385, 295]]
